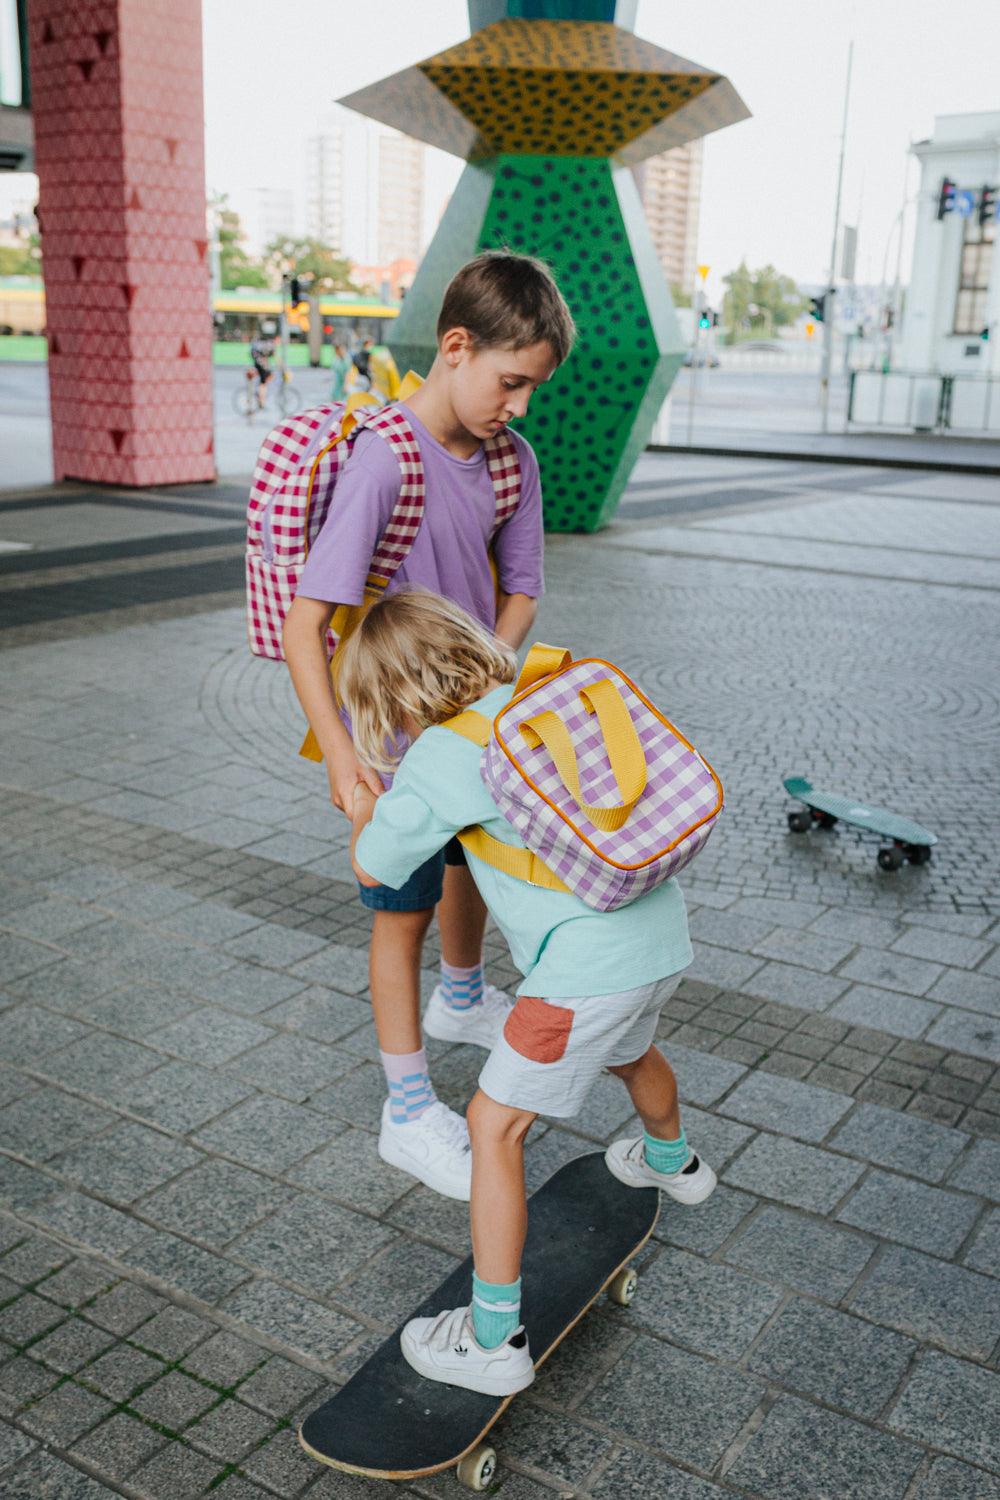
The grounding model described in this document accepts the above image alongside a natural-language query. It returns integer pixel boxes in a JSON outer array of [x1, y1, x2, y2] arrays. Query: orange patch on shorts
[[503, 995, 573, 1064]]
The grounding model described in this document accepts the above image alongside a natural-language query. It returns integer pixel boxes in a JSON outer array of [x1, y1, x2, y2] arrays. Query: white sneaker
[[400, 1305, 534, 1397], [605, 1136, 717, 1204], [422, 982, 514, 1050], [378, 1099, 472, 1201]]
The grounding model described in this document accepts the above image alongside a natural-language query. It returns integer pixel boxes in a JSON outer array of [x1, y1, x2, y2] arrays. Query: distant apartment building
[[250, 186, 297, 255], [374, 128, 424, 265], [305, 117, 345, 253], [633, 139, 703, 298]]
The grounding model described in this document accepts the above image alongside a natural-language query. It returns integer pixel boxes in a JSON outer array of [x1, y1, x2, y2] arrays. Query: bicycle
[[233, 366, 302, 422]]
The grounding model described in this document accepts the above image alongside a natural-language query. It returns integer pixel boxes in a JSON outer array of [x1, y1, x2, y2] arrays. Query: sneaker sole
[[378, 1134, 471, 1202], [604, 1149, 717, 1205], [421, 1010, 497, 1050], [400, 1334, 535, 1397]]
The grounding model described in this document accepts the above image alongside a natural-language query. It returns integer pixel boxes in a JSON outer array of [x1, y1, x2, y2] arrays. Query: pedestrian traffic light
[[699, 308, 712, 329], [711, 310, 720, 328], [936, 177, 956, 219], [289, 276, 301, 306], [809, 294, 826, 323], [982, 325, 991, 342], [980, 185, 998, 227]]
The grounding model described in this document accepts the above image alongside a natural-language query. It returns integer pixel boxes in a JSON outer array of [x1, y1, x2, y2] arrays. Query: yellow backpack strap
[[441, 709, 491, 747], [399, 368, 423, 400], [519, 677, 648, 833], [456, 827, 571, 895], [515, 643, 572, 694]]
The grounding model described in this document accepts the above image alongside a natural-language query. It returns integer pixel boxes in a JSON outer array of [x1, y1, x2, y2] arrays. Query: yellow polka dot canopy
[[340, 2, 749, 531]]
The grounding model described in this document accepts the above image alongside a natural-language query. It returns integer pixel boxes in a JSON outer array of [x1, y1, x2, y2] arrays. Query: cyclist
[[249, 326, 276, 408]]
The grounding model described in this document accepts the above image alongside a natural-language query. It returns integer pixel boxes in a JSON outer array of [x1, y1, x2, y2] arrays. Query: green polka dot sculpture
[[339, 2, 749, 531]]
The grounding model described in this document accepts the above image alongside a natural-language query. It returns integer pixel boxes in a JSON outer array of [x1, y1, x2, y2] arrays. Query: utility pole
[[820, 39, 853, 434]]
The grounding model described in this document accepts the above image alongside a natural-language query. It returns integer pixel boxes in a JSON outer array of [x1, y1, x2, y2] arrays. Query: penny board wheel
[[608, 1266, 639, 1306], [788, 811, 811, 833], [878, 847, 905, 872], [457, 1444, 497, 1492]]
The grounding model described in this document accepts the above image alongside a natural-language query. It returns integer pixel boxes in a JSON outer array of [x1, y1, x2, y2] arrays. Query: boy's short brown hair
[[437, 251, 576, 366]]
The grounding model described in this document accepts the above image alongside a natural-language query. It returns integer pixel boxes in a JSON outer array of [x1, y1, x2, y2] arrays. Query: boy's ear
[[439, 326, 475, 365]]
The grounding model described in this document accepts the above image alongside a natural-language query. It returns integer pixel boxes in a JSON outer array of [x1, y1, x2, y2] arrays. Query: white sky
[[4, 0, 999, 304]]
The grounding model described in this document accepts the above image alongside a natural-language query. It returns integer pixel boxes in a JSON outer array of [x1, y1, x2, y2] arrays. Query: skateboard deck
[[299, 1151, 658, 1487], [784, 776, 937, 870]]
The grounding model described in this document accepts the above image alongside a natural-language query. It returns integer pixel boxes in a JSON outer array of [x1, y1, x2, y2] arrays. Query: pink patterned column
[[29, 0, 215, 485]]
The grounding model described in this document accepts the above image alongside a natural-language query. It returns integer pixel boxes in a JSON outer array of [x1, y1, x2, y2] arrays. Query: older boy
[[283, 252, 575, 1200]]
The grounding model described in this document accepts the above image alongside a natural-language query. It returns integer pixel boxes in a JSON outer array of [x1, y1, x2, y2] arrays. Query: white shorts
[[477, 975, 683, 1118]]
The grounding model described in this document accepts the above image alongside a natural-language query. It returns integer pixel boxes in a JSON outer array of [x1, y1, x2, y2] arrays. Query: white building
[[633, 140, 703, 298], [247, 187, 297, 256], [373, 128, 424, 266], [898, 110, 999, 378], [305, 116, 345, 253]]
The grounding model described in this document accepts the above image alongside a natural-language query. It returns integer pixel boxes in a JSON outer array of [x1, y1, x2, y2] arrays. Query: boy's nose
[[506, 391, 531, 419]]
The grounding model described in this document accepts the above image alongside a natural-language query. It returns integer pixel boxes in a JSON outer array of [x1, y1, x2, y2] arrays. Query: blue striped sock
[[472, 1272, 521, 1350], [380, 1048, 436, 1124], [440, 960, 484, 1012], [643, 1128, 691, 1176]]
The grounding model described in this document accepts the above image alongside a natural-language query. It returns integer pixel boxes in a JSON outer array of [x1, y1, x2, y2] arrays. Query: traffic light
[[809, 294, 827, 323], [980, 185, 998, 227], [936, 177, 956, 219], [711, 310, 720, 328], [982, 326, 991, 343], [699, 308, 712, 330], [289, 276, 302, 306]]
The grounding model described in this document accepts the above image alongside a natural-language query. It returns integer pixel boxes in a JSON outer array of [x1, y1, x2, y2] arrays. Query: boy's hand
[[327, 750, 384, 816]]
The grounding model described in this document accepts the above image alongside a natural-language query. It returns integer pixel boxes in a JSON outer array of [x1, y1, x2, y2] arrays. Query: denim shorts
[[358, 837, 466, 912]]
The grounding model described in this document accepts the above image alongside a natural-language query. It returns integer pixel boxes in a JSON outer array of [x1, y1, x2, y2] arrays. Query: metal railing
[[847, 370, 1000, 434]]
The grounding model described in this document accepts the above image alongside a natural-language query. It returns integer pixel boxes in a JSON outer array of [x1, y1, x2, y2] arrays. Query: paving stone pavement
[[1, 452, 999, 1497]]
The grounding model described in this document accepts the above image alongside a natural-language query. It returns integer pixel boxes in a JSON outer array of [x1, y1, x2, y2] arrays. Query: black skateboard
[[299, 1151, 659, 1491]]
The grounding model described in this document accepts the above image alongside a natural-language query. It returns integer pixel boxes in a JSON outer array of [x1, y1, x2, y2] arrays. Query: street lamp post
[[820, 40, 853, 434], [686, 263, 710, 446]]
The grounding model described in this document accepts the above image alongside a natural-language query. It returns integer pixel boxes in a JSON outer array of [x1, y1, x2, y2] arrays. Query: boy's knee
[[467, 1089, 534, 1146]]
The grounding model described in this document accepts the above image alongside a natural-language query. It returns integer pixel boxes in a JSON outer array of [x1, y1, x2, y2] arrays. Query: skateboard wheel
[[457, 1444, 497, 1492], [877, 847, 905, 872], [788, 811, 811, 833], [608, 1266, 639, 1307], [817, 812, 838, 829], [906, 845, 932, 865]]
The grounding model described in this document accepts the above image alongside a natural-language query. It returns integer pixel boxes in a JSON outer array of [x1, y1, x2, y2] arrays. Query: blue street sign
[[955, 190, 976, 217]]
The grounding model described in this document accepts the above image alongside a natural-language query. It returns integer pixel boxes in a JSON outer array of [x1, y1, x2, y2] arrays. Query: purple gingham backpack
[[446, 645, 723, 912]]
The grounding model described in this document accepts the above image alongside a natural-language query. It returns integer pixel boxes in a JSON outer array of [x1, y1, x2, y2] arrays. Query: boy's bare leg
[[437, 862, 487, 969], [607, 1045, 681, 1140], [368, 907, 434, 1054], [467, 1089, 536, 1283]]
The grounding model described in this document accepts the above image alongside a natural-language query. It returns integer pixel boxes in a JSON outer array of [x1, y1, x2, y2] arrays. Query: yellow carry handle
[[519, 678, 647, 832], [513, 643, 572, 695]]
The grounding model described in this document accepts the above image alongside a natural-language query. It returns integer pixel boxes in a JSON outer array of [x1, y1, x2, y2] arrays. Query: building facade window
[[953, 211, 994, 334]]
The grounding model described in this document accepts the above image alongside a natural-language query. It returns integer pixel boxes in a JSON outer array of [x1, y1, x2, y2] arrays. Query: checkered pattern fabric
[[245, 403, 522, 661], [482, 660, 723, 911]]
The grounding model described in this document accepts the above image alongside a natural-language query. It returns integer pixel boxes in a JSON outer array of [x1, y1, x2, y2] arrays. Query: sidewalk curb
[[648, 442, 1000, 477]]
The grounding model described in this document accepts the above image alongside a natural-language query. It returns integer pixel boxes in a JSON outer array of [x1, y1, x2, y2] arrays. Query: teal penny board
[[298, 1152, 658, 1490], [784, 776, 937, 871]]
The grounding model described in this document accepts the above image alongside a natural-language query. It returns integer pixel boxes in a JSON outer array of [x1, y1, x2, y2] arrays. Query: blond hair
[[438, 251, 576, 366], [335, 588, 518, 775]]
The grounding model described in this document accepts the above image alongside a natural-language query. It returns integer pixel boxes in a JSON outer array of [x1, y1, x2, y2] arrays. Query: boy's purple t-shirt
[[296, 406, 544, 625]]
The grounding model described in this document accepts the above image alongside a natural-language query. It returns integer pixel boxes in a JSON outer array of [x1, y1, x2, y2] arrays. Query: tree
[[211, 193, 268, 290], [669, 282, 692, 309], [0, 234, 41, 277], [262, 236, 355, 294], [722, 260, 806, 339]]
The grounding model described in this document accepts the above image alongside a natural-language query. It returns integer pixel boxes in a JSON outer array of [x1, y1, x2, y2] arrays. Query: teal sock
[[643, 1128, 691, 1176], [471, 1272, 521, 1350]]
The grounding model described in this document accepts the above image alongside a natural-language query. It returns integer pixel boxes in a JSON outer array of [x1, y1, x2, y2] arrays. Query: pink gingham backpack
[[245, 385, 522, 663], [445, 645, 723, 911]]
